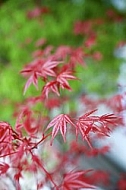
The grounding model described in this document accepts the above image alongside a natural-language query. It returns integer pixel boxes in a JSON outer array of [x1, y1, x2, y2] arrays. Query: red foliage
[[0, 6, 125, 190], [60, 170, 95, 189], [0, 122, 15, 156], [46, 114, 75, 143], [21, 58, 61, 94], [0, 37, 122, 190], [75, 110, 118, 147], [0, 162, 9, 175], [56, 70, 78, 90]]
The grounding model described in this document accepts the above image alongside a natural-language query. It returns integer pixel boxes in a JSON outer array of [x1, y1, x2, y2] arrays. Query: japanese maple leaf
[[42, 80, 60, 98], [21, 59, 42, 94], [75, 109, 98, 141], [46, 114, 75, 144], [23, 72, 38, 94], [56, 71, 78, 90], [107, 94, 124, 113], [0, 162, 9, 175], [75, 110, 118, 147], [15, 107, 41, 136], [99, 113, 118, 124], [40, 59, 60, 78], [61, 170, 95, 190], [21, 58, 60, 94], [0, 121, 14, 156], [42, 71, 77, 98], [14, 171, 22, 190], [98, 113, 119, 135]]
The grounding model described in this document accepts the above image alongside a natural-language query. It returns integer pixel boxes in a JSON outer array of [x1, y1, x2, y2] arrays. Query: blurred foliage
[[0, 0, 126, 122]]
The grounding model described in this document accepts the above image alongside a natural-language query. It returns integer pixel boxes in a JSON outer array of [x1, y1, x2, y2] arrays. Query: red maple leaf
[[0, 122, 14, 156], [14, 171, 22, 190], [46, 114, 75, 144], [75, 109, 98, 147], [42, 80, 60, 98], [40, 59, 60, 78], [0, 162, 9, 175], [21, 58, 60, 94], [107, 94, 124, 113], [56, 71, 78, 90], [75, 110, 118, 147], [61, 170, 95, 190], [15, 107, 42, 136], [42, 71, 77, 98]]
